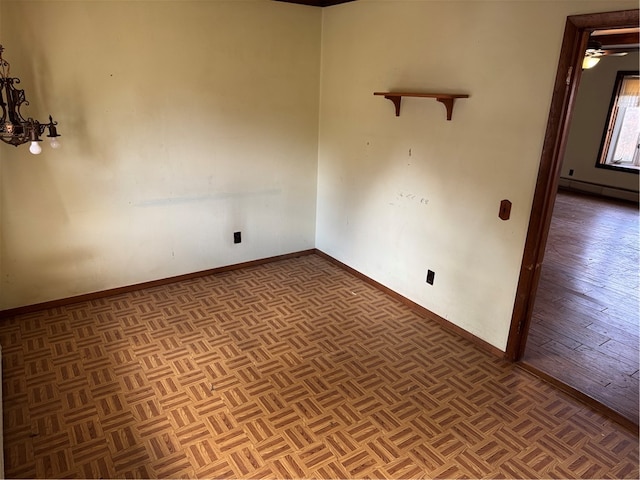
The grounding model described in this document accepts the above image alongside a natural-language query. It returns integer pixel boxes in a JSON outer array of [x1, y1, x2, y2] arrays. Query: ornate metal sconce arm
[[0, 45, 61, 152]]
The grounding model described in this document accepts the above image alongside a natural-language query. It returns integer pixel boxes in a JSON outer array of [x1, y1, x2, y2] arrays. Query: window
[[597, 71, 639, 174]]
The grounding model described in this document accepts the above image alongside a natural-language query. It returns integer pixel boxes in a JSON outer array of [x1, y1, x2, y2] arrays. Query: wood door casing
[[505, 9, 640, 362]]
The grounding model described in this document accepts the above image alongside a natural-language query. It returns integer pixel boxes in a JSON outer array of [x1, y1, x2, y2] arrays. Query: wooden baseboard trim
[[0, 249, 316, 319], [3, 247, 503, 358], [314, 249, 505, 359], [518, 361, 638, 432]]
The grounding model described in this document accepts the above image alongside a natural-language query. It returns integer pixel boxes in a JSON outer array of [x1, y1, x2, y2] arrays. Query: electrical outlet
[[569, 169, 574, 176], [234, 231, 241, 244], [426, 270, 435, 285]]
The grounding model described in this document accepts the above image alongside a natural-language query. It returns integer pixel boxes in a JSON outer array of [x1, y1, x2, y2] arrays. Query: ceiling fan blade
[[601, 49, 630, 56]]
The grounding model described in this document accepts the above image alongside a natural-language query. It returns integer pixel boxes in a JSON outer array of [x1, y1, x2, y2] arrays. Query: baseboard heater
[[558, 178, 639, 202]]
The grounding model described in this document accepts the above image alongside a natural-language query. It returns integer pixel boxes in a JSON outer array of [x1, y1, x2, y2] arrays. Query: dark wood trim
[[571, 9, 639, 29], [3, 245, 503, 360], [518, 362, 638, 433], [272, 0, 356, 7], [597, 32, 640, 47], [505, 9, 640, 362], [373, 92, 470, 121], [505, 16, 584, 361], [314, 250, 505, 359], [0, 250, 316, 319], [595, 163, 640, 174]]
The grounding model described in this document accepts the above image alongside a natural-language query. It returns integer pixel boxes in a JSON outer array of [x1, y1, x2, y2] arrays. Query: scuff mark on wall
[[135, 188, 283, 207]]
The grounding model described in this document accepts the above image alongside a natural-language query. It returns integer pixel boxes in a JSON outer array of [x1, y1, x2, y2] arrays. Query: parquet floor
[[1, 254, 638, 478], [524, 190, 639, 425]]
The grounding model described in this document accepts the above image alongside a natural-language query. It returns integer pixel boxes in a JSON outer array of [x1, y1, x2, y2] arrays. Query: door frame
[[505, 8, 640, 362]]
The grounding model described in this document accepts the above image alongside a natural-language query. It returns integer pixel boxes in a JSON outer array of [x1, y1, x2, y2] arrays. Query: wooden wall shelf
[[374, 92, 469, 121]]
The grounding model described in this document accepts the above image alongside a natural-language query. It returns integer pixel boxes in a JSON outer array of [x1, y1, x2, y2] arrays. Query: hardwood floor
[[1, 253, 638, 478], [523, 189, 639, 426]]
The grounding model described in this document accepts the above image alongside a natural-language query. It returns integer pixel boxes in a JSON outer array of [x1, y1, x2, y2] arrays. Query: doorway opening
[[504, 9, 639, 428]]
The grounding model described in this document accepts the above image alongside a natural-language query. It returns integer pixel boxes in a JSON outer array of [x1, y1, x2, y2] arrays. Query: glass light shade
[[582, 56, 601, 69], [29, 141, 42, 154]]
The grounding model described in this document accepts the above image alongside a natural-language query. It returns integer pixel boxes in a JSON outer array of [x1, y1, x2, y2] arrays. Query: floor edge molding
[[518, 361, 638, 432], [0, 250, 316, 319], [314, 250, 504, 359]]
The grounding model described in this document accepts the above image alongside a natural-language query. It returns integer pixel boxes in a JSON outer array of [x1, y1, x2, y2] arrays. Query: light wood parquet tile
[[1, 254, 638, 478]]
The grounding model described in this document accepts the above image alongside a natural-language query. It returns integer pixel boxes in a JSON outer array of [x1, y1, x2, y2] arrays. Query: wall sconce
[[0, 45, 60, 154]]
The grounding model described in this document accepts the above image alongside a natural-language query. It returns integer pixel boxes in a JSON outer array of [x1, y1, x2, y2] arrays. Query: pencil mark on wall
[[399, 192, 416, 200]]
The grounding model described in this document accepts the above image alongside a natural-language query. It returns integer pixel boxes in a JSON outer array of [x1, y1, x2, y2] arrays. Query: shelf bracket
[[384, 95, 402, 116], [436, 97, 455, 121]]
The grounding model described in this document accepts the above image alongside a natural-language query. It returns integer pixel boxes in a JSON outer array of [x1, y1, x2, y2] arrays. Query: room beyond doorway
[[522, 190, 639, 426], [505, 8, 638, 361]]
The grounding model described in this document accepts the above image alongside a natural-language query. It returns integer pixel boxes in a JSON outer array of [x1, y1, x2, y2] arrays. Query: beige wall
[[0, 1, 322, 309], [562, 51, 639, 197], [316, 0, 638, 350], [1, 0, 637, 352]]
